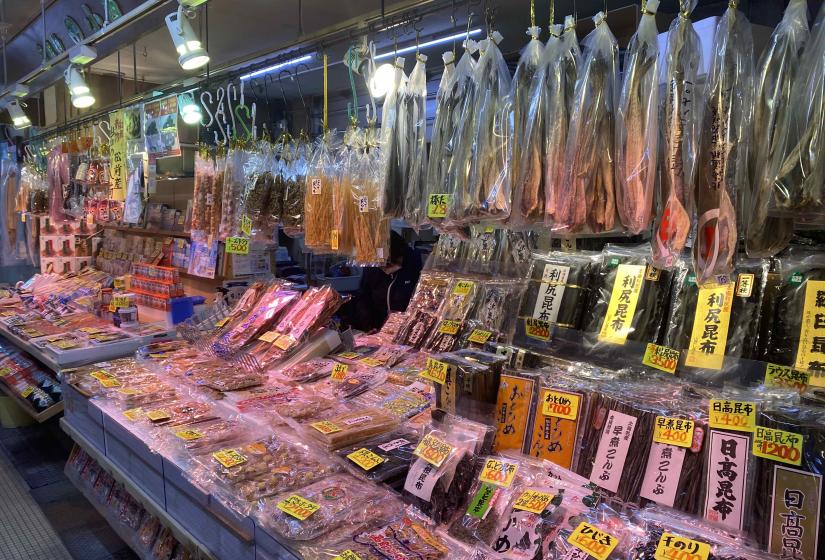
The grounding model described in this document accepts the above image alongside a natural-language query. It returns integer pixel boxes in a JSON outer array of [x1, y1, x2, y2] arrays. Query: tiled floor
[[0, 417, 137, 560]]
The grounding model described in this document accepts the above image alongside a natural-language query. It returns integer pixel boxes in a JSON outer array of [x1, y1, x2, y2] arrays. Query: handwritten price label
[[452, 280, 475, 296], [111, 294, 131, 309], [359, 357, 383, 367], [273, 335, 293, 350], [225, 236, 250, 255], [478, 458, 519, 488], [708, 400, 755, 432], [419, 358, 449, 385], [311, 177, 322, 195], [330, 229, 339, 251], [643, 343, 680, 374], [122, 408, 144, 422], [347, 448, 385, 471], [752, 426, 803, 466], [212, 448, 247, 468], [654, 533, 710, 560], [146, 409, 171, 422], [513, 489, 554, 514], [413, 433, 454, 467], [332, 551, 362, 560], [331, 363, 348, 381], [258, 331, 279, 343], [240, 215, 252, 236], [214, 317, 230, 328], [276, 495, 320, 521], [525, 318, 551, 342], [764, 363, 810, 392], [567, 522, 619, 560], [427, 193, 450, 218], [311, 420, 342, 435], [467, 329, 493, 344], [542, 390, 580, 420], [175, 429, 204, 441], [336, 352, 360, 360], [652, 416, 695, 448], [438, 320, 461, 335]]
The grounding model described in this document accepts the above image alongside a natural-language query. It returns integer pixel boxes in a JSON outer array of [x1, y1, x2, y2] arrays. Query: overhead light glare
[[368, 63, 396, 99], [240, 54, 314, 81], [7, 100, 31, 129], [178, 92, 202, 125], [374, 28, 482, 60], [166, 6, 210, 71]]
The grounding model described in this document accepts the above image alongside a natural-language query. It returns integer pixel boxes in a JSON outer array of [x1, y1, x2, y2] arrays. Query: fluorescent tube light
[[374, 29, 482, 60], [240, 54, 314, 81]]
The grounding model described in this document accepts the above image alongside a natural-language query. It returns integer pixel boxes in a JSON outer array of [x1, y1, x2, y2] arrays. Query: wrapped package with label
[[492, 370, 540, 455], [305, 406, 399, 451], [457, 279, 527, 350], [542, 503, 646, 560], [335, 427, 421, 488], [431, 350, 505, 425]]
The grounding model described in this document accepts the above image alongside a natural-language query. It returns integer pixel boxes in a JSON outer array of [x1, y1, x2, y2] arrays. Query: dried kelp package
[[509, 26, 545, 228], [664, 259, 768, 370], [457, 280, 527, 349], [492, 370, 539, 454], [693, 4, 754, 284], [652, 1, 701, 268], [764, 249, 825, 371], [432, 351, 503, 425], [514, 252, 597, 348], [402, 54, 428, 229], [543, 503, 647, 560], [424, 51, 457, 231], [746, 0, 809, 257], [379, 58, 406, 219], [335, 428, 421, 489], [771, 4, 825, 224], [616, 0, 660, 235], [701, 424, 756, 532], [583, 244, 673, 345], [556, 12, 619, 235], [750, 404, 825, 558]]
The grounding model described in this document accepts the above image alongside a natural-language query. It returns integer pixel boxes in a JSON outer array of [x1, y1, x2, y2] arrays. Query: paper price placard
[[427, 193, 450, 218], [513, 490, 554, 514], [332, 551, 362, 560], [240, 215, 252, 236], [212, 449, 247, 468], [752, 426, 803, 466], [347, 448, 385, 471], [467, 329, 493, 344], [420, 358, 449, 385], [708, 400, 755, 432], [643, 343, 680, 374], [542, 390, 580, 420], [225, 236, 250, 255], [331, 363, 348, 381], [567, 522, 619, 560], [525, 318, 551, 342], [258, 331, 279, 343], [413, 433, 454, 467], [437, 320, 461, 335], [311, 420, 342, 435], [654, 533, 710, 560], [764, 363, 810, 392], [276, 495, 320, 521], [478, 458, 519, 488], [175, 429, 204, 441], [652, 416, 695, 448]]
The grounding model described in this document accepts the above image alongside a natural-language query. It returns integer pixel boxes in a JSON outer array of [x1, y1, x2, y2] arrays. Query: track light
[[7, 100, 31, 130], [178, 92, 202, 125], [65, 65, 95, 109], [166, 6, 210, 70]]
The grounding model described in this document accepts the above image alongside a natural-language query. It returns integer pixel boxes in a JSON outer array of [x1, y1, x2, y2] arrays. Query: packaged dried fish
[[273, 357, 336, 384], [218, 147, 249, 241], [693, 2, 754, 284], [379, 58, 407, 219], [425, 51, 457, 231], [350, 139, 389, 265], [458, 279, 527, 349], [652, 0, 702, 268], [746, 0, 808, 257], [191, 148, 214, 232], [403, 54, 428, 229], [304, 133, 337, 252], [557, 12, 619, 235], [616, 0, 660, 235]]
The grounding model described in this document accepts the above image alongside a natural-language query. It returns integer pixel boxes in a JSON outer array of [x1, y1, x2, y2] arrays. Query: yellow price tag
[[419, 358, 449, 385], [258, 331, 279, 343], [567, 522, 619, 560], [111, 295, 130, 309], [359, 357, 384, 367], [513, 489, 554, 514], [117, 388, 142, 396], [438, 320, 461, 335], [332, 551, 362, 560], [175, 429, 204, 441], [0, 366, 11, 377], [347, 448, 385, 471], [240, 215, 252, 236], [413, 433, 454, 467], [148, 353, 168, 359], [225, 236, 250, 255], [212, 448, 248, 468], [276, 495, 320, 521], [525, 318, 551, 342], [643, 343, 680, 374], [274, 335, 293, 351], [427, 193, 450, 218], [98, 377, 121, 388], [215, 317, 230, 328], [54, 340, 79, 349], [21, 386, 33, 398], [708, 399, 756, 432], [311, 420, 342, 435], [764, 363, 810, 392], [330, 229, 339, 251], [467, 329, 493, 344], [478, 458, 519, 488], [753, 426, 803, 466], [652, 416, 695, 448], [452, 280, 474, 296], [331, 363, 348, 381], [654, 533, 711, 560], [146, 409, 171, 422], [123, 408, 144, 422], [541, 390, 580, 420], [336, 352, 360, 360]]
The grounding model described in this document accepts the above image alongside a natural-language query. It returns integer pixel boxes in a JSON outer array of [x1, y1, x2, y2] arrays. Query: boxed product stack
[[129, 263, 185, 311], [38, 216, 96, 274]]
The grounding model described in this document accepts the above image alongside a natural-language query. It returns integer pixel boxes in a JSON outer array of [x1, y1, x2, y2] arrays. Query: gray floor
[[0, 417, 137, 560]]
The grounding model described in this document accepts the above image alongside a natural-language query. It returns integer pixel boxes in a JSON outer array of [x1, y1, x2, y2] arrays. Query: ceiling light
[[374, 29, 483, 60], [178, 92, 202, 125], [7, 100, 31, 130], [239, 54, 313, 81], [65, 65, 95, 108], [368, 63, 396, 99], [69, 45, 97, 65], [165, 6, 210, 70]]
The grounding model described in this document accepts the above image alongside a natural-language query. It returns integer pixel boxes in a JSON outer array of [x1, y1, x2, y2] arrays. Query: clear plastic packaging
[[334, 427, 421, 487], [379, 58, 407, 219], [304, 134, 337, 252], [402, 54, 429, 228], [305, 405, 399, 450], [424, 51, 457, 231]]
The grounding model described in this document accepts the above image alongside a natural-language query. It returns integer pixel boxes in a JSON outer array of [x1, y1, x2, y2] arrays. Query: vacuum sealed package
[[334, 427, 421, 488], [583, 244, 674, 345], [543, 503, 646, 560], [663, 259, 768, 371], [257, 473, 391, 542], [213, 283, 299, 353], [402, 54, 428, 228], [556, 12, 619, 235], [218, 147, 250, 240], [424, 51, 457, 230], [430, 351, 504, 425], [237, 383, 336, 424], [162, 417, 251, 458], [693, 3, 754, 283], [457, 280, 526, 349], [379, 58, 406, 219], [309, 365, 388, 402], [403, 417, 494, 524], [746, 0, 809, 257], [273, 357, 335, 384], [615, 0, 659, 234], [427, 232, 467, 271], [305, 406, 399, 451], [191, 149, 214, 232]]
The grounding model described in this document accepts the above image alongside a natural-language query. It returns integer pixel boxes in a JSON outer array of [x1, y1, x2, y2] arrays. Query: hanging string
[[323, 51, 328, 132], [530, 0, 535, 27], [549, 0, 555, 27]]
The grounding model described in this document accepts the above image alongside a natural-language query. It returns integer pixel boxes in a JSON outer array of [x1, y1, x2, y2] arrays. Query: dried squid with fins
[[424, 51, 457, 230], [402, 54, 428, 229]]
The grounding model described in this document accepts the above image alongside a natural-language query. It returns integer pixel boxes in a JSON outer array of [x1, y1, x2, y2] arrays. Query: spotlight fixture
[[368, 62, 396, 99], [9, 84, 29, 98], [165, 5, 210, 70], [178, 92, 202, 125], [7, 100, 31, 129], [64, 65, 95, 109], [374, 28, 483, 60], [68, 44, 98, 65], [239, 54, 314, 81]]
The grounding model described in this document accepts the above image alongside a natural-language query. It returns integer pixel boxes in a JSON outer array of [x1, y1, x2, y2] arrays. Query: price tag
[[111, 294, 130, 309], [764, 363, 810, 392], [225, 236, 250, 255], [437, 320, 462, 335], [452, 280, 474, 296], [331, 363, 348, 381], [478, 458, 519, 488], [0, 366, 11, 377], [419, 358, 449, 385], [467, 329, 493, 344], [513, 489, 554, 514], [359, 357, 383, 367], [146, 409, 171, 422], [21, 386, 33, 398], [79, 327, 104, 334], [752, 426, 803, 466], [117, 388, 142, 396], [654, 533, 710, 560], [148, 353, 168, 359], [311, 177, 322, 195], [175, 429, 204, 441], [332, 551, 362, 560], [240, 215, 252, 236], [643, 343, 680, 374], [212, 448, 248, 468], [708, 400, 756, 432], [98, 377, 121, 388], [311, 420, 342, 435], [336, 352, 360, 360], [567, 522, 619, 560], [347, 448, 385, 471], [542, 390, 580, 420], [258, 331, 279, 343], [652, 416, 695, 448], [413, 433, 454, 467], [214, 317, 230, 328], [330, 229, 339, 251], [525, 318, 551, 342], [277, 495, 320, 521], [358, 195, 369, 213], [123, 408, 144, 422], [54, 340, 79, 349], [427, 193, 450, 218]]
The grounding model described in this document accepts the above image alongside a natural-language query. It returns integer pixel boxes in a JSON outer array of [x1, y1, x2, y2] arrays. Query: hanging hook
[[292, 63, 310, 132], [451, 0, 458, 56], [346, 46, 359, 126], [413, 19, 423, 55], [365, 42, 378, 125], [277, 69, 292, 132]]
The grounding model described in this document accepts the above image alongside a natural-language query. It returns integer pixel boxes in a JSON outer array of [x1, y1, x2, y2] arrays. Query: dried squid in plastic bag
[[424, 51, 457, 230], [402, 54, 428, 229]]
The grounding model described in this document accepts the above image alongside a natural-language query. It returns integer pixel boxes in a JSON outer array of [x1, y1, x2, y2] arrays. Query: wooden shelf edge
[[0, 381, 64, 422]]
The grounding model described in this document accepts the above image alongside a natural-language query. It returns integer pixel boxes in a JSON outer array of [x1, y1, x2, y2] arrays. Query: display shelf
[[61, 418, 218, 560], [0, 381, 64, 422], [101, 224, 191, 239]]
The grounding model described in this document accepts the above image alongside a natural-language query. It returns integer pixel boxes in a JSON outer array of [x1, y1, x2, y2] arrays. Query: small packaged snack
[[335, 428, 421, 488], [305, 406, 399, 451], [273, 357, 336, 384]]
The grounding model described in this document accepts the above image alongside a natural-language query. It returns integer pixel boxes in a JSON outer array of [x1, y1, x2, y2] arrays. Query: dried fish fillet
[[424, 51, 457, 230], [403, 54, 429, 229]]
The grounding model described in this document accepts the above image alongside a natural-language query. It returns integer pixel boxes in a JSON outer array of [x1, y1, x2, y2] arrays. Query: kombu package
[[492, 370, 540, 454], [432, 350, 505, 425], [335, 428, 420, 489]]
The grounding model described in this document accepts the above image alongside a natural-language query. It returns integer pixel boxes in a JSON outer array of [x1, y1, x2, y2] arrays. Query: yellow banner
[[795, 280, 825, 372], [598, 264, 646, 344], [108, 109, 126, 201], [685, 283, 734, 369]]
